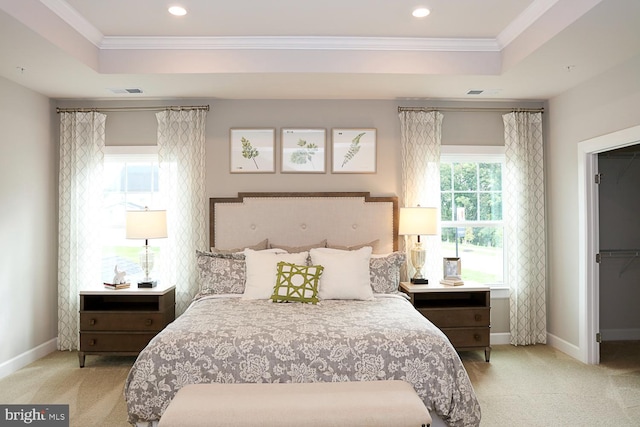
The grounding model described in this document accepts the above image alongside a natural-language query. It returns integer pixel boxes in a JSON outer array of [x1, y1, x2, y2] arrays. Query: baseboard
[[601, 328, 640, 341], [0, 338, 58, 380], [490, 332, 511, 345], [546, 332, 582, 361]]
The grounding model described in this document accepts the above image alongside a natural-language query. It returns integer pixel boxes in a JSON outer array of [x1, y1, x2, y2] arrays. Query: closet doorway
[[578, 124, 640, 365], [597, 144, 640, 363]]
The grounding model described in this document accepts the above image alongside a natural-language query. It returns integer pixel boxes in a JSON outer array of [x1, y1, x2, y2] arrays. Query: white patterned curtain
[[399, 110, 443, 284], [157, 109, 207, 315], [503, 112, 546, 345], [58, 112, 106, 350]]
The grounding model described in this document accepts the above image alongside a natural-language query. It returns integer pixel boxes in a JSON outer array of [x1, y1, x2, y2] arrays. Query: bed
[[124, 192, 481, 426]]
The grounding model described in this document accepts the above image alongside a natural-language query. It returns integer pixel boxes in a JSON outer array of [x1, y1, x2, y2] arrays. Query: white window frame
[[102, 146, 161, 283], [440, 145, 509, 296]]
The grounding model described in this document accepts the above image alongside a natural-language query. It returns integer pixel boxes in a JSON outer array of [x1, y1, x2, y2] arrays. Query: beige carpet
[[461, 341, 640, 426], [0, 343, 638, 426]]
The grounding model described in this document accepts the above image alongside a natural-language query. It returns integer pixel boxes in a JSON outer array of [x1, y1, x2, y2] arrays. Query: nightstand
[[401, 281, 491, 362], [78, 283, 175, 367]]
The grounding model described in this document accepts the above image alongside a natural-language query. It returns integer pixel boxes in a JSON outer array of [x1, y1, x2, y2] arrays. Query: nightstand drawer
[[419, 307, 490, 328], [441, 327, 490, 348], [80, 312, 169, 331], [80, 332, 158, 352]]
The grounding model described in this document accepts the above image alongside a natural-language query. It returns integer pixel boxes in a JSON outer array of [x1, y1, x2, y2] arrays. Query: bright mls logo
[[0, 405, 68, 426]]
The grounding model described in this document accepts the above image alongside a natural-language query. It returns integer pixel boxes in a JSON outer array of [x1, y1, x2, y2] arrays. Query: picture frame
[[443, 257, 462, 280], [281, 128, 326, 173], [331, 128, 377, 173], [229, 128, 275, 173]]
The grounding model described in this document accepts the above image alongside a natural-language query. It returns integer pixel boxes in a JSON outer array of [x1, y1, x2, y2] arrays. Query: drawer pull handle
[[90, 319, 96, 326], [145, 319, 153, 326], [474, 314, 482, 321], [89, 339, 96, 346], [474, 334, 481, 341]]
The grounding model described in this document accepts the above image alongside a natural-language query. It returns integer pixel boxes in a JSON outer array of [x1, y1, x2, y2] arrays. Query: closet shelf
[[598, 249, 640, 277]]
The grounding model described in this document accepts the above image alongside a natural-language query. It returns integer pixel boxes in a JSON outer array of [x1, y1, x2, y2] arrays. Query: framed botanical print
[[281, 128, 326, 173], [331, 128, 377, 173], [229, 128, 275, 173]]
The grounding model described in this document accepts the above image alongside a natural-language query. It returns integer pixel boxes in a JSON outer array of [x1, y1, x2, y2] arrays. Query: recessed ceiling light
[[412, 7, 430, 18], [168, 6, 187, 16]]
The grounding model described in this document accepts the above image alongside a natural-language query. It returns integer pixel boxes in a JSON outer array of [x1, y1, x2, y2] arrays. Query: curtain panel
[[503, 111, 546, 345], [156, 109, 207, 315], [399, 110, 444, 284], [57, 112, 106, 350]]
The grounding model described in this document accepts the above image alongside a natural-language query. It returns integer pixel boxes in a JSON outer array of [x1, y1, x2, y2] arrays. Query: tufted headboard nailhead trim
[[210, 192, 398, 253]]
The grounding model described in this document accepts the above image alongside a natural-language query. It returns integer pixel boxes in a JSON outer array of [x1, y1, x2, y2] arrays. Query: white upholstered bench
[[158, 380, 432, 427]]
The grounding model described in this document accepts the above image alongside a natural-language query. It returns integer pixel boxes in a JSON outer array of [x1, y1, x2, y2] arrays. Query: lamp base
[[137, 280, 157, 288], [410, 278, 429, 284]]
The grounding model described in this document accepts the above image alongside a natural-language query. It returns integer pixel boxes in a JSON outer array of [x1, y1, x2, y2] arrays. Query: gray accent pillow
[[370, 252, 406, 294], [196, 250, 246, 297], [328, 239, 380, 253], [269, 239, 327, 253], [209, 239, 269, 254]]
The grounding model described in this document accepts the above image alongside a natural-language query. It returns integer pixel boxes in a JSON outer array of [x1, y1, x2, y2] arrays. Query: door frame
[[577, 124, 640, 364]]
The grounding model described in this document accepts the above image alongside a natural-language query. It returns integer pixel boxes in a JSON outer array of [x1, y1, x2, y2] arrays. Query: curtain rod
[[398, 106, 544, 113], [56, 105, 209, 113]]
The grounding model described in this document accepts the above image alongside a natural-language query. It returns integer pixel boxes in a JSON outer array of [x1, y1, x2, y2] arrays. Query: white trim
[[440, 145, 505, 163], [497, 0, 561, 48], [490, 332, 511, 345], [0, 339, 58, 380], [38, 0, 602, 55], [577, 123, 640, 364], [39, 0, 104, 47], [99, 35, 500, 52], [547, 332, 582, 361], [440, 146, 506, 291]]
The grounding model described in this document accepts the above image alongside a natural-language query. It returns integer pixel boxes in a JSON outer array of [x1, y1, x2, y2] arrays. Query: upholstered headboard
[[209, 192, 398, 253]]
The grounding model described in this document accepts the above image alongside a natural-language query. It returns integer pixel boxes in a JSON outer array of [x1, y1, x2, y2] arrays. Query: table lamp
[[399, 206, 438, 284], [126, 208, 167, 288]]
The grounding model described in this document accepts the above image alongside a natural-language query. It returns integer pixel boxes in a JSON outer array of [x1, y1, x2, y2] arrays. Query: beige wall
[[55, 98, 543, 343], [57, 99, 536, 199], [547, 53, 640, 356], [0, 76, 57, 375]]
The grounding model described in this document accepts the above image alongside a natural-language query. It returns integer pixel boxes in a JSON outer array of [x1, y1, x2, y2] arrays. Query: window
[[101, 147, 163, 283], [440, 146, 504, 286]]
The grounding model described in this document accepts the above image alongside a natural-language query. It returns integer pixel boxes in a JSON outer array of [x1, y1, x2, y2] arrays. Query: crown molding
[[497, 0, 561, 48], [99, 36, 500, 52], [41, 0, 564, 53], [39, 0, 104, 46]]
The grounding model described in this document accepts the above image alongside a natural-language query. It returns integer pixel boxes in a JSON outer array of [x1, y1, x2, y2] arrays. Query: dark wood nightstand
[[401, 281, 491, 362], [78, 283, 175, 367]]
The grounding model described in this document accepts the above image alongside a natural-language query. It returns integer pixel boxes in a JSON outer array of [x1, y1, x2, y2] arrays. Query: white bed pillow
[[310, 246, 374, 301], [242, 249, 309, 300]]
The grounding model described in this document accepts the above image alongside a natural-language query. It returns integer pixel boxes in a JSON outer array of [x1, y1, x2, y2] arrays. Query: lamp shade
[[126, 209, 168, 239], [398, 207, 438, 236]]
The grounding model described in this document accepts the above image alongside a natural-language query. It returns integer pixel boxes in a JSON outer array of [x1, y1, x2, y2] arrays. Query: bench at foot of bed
[[158, 380, 432, 427]]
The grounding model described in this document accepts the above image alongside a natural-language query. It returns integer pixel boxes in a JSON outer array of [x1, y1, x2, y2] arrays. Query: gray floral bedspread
[[124, 294, 481, 426]]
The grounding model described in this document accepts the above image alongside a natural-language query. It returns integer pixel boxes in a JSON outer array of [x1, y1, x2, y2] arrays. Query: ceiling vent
[[466, 89, 484, 95], [109, 88, 144, 94]]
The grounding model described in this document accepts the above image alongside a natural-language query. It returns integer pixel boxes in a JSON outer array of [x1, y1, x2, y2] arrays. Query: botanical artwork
[[332, 128, 377, 173], [230, 129, 275, 173], [281, 128, 326, 173]]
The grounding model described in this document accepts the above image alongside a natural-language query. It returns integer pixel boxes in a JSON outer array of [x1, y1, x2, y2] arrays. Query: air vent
[[109, 88, 144, 94], [467, 90, 484, 95]]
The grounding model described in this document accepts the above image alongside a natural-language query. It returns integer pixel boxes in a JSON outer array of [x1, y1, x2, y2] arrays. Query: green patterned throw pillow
[[271, 262, 324, 304]]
